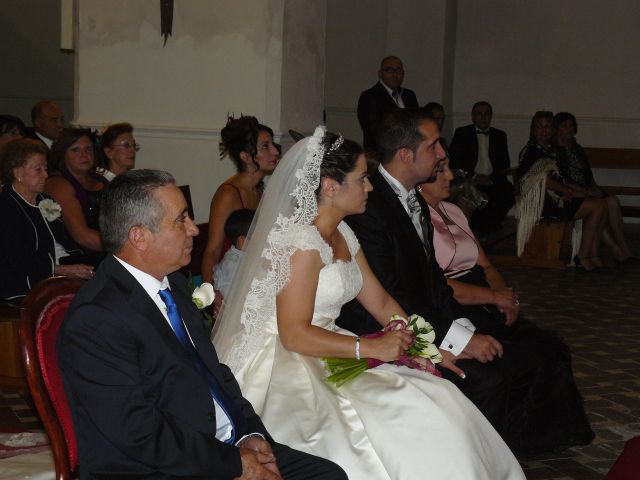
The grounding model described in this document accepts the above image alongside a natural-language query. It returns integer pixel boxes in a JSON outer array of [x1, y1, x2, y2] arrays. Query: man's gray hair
[[100, 169, 176, 253]]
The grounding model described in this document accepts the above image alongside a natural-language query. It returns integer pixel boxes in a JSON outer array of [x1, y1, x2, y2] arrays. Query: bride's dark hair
[[319, 132, 363, 184]]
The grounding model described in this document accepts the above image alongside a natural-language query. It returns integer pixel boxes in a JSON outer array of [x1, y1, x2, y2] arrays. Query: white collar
[[379, 80, 401, 97], [114, 255, 170, 298], [378, 164, 415, 203], [35, 132, 53, 149]]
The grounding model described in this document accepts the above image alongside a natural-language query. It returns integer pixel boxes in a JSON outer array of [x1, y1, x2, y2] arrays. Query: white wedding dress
[[230, 222, 525, 480]]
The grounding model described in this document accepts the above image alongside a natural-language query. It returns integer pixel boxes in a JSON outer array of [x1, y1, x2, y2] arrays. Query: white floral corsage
[[192, 283, 215, 309], [38, 198, 62, 222]]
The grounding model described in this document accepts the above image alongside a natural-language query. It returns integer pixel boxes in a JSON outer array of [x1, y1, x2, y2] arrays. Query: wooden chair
[[19, 277, 85, 480], [491, 168, 574, 269]]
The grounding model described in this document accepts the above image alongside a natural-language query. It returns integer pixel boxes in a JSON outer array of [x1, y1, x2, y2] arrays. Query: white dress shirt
[[475, 130, 493, 176], [35, 132, 53, 149], [378, 165, 475, 355]]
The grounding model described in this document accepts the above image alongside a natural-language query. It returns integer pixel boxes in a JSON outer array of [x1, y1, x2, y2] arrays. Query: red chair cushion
[[606, 436, 640, 479], [36, 294, 78, 470]]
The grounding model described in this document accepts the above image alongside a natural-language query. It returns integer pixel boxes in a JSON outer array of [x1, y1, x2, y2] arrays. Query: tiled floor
[[499, 225, 640, 479], [1, 226, 638, 479]]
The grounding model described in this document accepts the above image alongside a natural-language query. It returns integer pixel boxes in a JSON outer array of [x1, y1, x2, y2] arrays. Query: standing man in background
[[357, 55, 419, 150]]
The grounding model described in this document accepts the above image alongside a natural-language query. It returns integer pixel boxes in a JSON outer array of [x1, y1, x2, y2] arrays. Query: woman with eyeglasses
[[44, 129, 107, 251], [201, 116, 279, 313], [97, 122, 138, 181]]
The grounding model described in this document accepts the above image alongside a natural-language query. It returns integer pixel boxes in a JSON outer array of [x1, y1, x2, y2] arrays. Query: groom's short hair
[[376, 109, 429, 165], [100, 169, 175, 253]]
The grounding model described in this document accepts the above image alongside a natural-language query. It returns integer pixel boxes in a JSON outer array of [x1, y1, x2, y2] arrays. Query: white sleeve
[[438, 318, 476, 356]]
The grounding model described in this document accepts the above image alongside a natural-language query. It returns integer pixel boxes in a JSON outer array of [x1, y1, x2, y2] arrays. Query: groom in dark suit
[[357, 56, 419, 150], [449, 101, 515, 234], [58, 170, 346, 479], [338, 110, 593, 454]]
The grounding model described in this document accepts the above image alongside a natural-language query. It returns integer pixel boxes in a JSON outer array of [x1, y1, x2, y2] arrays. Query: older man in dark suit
[[357, 56, 419, 150], [24, 100, 65, 149], [449, 101, 515, 234], [57, 170, 346, 479]]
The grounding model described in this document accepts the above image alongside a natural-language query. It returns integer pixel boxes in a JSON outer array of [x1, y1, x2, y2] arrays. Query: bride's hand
[[439, 350, 466, 379], [362, 330, 413, 362]]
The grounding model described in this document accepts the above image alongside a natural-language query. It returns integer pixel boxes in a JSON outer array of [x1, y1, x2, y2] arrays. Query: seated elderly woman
[[0, 115, 26, 149], [0, 139, 94, 300], [517, 111, 607, 271], [201, 115, 279, 311], [44, 129, 107, 252], [97, 122, 138, 181], [554, 112, 636, 264]]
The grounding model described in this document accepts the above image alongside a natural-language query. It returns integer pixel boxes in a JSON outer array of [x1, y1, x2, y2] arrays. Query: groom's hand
[[236, 446, 282, 479], [462, 334, 503, 363]]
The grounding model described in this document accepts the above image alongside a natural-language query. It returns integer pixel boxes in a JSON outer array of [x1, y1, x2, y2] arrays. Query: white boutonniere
[[38, 198, 62, 222], [192, 283, 215, 309]]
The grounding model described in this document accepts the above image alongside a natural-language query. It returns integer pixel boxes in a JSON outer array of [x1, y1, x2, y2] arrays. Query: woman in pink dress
[[419, 157, 594, 453], [419, 158, 520, 325]]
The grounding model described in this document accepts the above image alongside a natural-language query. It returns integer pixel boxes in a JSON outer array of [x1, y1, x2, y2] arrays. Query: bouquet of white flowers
[[323, 314, 442, 387]]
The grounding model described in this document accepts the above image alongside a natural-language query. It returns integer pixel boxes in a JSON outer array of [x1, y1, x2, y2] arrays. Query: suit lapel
[[102, 256, 195, 364], [169, 277, 227, 384], [370, 171, 427, 256], [373, 82, 398, 110]]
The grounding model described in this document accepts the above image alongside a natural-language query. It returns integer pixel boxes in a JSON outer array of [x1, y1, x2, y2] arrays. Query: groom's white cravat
[[378, 165, 476, 355]]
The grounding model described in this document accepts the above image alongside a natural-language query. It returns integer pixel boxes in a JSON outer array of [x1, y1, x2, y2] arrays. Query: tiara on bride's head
[[328, 134, 344, 153]]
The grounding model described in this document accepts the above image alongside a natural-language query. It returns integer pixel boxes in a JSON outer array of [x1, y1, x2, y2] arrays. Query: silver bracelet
[[355, 336, 361, 360]]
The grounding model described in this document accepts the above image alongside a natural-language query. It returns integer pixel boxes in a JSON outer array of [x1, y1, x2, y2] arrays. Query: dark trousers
[[274, 443, 348, 480], [471, 176, 515, 233]]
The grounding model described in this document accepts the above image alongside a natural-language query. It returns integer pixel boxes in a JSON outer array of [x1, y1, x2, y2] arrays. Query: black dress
[[555, 142, 598, 188], [518, 142, 583, 220], [430, 203, 594, 454], [61, 169, 107, 231], [0, 187, 80, 300]]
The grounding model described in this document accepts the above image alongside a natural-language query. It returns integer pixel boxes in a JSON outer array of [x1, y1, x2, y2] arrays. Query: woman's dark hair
[[0, 138, 48, 184], [50, 128, 97, 173], [98, 122, 134, 169], [0, 115, 27, 137], [553, 112, 578, 135], [316, 132, 364, 198], [220, 115, 274, 172], [529, 110, 554, 142]]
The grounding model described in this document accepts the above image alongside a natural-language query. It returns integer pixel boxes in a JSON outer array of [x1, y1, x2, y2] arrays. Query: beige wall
[[0, 0, 74, 124], [452, 0, 640, 216], [324, 0, 454, 144], [75, 0, 325, 222], [3, 1, 637, 221]]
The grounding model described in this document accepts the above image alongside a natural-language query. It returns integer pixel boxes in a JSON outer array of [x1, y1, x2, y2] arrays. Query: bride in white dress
[[212, 126, 525, 479]]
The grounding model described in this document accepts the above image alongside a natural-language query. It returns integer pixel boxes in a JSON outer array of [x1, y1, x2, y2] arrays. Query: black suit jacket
[[357, 82, 419, 149], [337, 170, 462, 342], [23, 128, 50, 148], [58, 255, 271, 479], [449, 124, 510, 180]]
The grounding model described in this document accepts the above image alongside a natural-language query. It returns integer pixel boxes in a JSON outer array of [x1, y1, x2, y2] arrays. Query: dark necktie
[[407, 192, 432, 261], [392, 90, 401, 105], [159, 288, 245, 444], [476, 129, 490, 136]]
